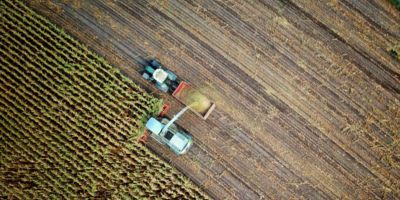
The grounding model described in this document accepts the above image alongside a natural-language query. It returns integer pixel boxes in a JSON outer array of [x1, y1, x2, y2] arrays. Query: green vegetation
[[389, 0, 400, 10], [389, 44, 400, 60], [0, 0, 209, 199]]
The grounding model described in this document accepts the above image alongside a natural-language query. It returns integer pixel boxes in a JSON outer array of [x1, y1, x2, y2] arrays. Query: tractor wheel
[[150, 60, 161, 68]]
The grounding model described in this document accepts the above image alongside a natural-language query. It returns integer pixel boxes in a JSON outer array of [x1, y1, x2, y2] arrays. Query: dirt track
[[25, 0, 400, 199]]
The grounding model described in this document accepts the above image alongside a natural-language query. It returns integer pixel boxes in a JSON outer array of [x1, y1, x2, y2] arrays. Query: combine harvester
[[139, 59, 215, 155]]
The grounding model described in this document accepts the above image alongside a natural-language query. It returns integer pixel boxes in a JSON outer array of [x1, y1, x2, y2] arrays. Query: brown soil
[[24, 0, 400, 199]]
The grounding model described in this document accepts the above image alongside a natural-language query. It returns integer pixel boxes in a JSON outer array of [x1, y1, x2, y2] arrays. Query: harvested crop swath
[[0, 0, 209, 199]]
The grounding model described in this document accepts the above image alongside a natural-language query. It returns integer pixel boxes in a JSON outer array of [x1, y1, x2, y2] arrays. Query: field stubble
[[23, 0, 400, 199]]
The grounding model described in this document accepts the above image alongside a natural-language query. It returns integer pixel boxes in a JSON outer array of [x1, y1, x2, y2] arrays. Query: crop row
[[0, 0, 209, 199], [0, 13, 148, 130]]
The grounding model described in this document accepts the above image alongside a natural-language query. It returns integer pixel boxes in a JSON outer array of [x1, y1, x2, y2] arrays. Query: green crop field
[[0, 0, 209, 199]]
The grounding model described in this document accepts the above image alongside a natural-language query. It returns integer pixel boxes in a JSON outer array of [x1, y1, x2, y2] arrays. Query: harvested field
[[19, 0, 400, 199], [0, 0, 210, 199]]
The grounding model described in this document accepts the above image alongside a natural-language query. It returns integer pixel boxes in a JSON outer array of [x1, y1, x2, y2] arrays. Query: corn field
[[0, 0, 209, 199]]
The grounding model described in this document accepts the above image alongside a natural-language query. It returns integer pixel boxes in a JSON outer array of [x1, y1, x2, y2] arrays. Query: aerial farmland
[[1, 0, 400, 199]]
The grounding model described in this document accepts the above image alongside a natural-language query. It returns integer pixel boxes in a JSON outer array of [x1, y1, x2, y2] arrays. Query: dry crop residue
[[20, 0, 400, 199], [0, 0, 210, 199]]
